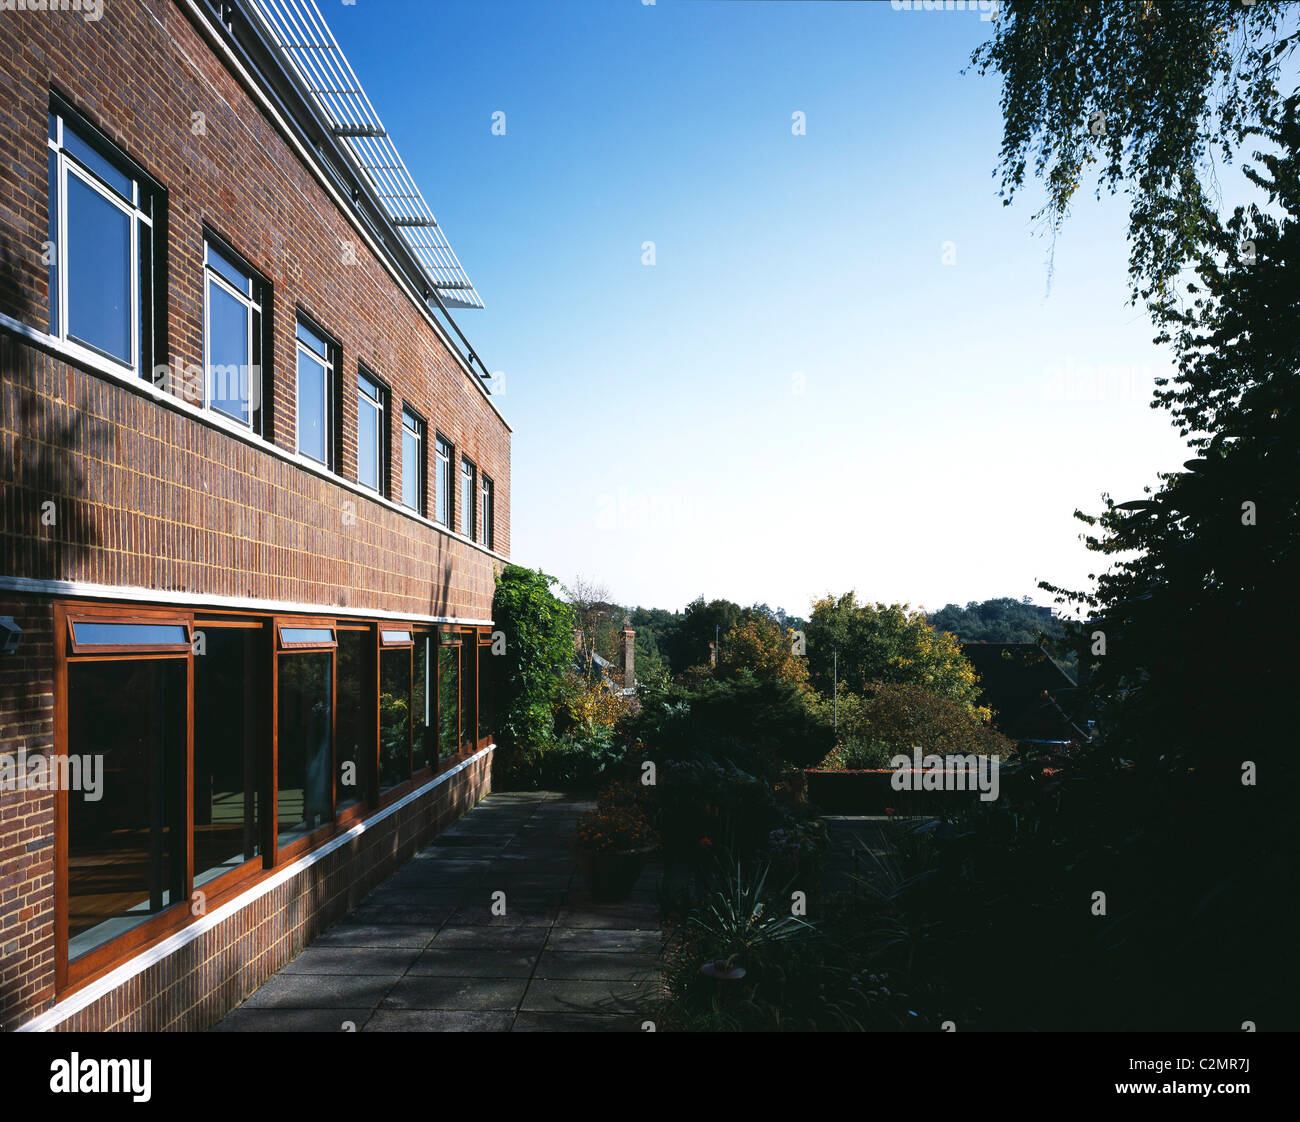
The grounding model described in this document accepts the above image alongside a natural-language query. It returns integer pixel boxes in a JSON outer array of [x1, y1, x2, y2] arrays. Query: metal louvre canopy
[[245, 0, 484, 310]]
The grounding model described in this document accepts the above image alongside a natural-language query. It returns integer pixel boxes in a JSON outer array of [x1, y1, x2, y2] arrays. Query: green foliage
[[668, 596, 742, 672], [970, 0, 1297, 299], [1040, 100, 1300, 777], [489, 565, 575, 757], [928, 597, 1077, 677], [818, 736, 893, 771], [806, 593, 983, 707], [811, 682, 1012, 760]]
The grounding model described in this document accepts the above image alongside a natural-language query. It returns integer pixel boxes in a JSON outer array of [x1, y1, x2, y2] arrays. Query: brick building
[[0, 0, 510, 1029]]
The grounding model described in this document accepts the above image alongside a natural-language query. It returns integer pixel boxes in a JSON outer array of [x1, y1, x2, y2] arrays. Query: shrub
[[489, 566, 575, 757], [575, 804, 657, 852], [812, 682, 1011, 758]]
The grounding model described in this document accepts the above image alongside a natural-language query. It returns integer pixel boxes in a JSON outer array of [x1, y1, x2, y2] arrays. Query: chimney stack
[[621, 626, 635, 690]]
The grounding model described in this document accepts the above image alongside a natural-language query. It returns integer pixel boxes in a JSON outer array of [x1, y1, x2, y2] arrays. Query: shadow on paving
[[212, 792, 663, 1033]]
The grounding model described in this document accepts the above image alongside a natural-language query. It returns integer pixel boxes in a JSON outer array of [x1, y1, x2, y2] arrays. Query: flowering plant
[[575, 805, 657, 852]]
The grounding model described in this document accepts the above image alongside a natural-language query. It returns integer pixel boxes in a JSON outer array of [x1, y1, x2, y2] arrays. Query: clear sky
[[330, 0, 1195, 618]]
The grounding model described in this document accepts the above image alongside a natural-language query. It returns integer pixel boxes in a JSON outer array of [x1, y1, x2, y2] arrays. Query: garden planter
[[573, 845, 654, 902]]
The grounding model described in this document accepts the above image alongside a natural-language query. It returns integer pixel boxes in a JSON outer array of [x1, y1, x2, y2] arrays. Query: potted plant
[[573, 804, 658, 902]]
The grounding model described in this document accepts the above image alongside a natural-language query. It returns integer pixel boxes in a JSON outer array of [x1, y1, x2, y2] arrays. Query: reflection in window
[[478, 641, 492, 743], [277, 652, 333, 845], [194, 628, 261, 886], [296, 321, 333, 467], [67, 659, 186, 959], [336, 630, 368, 812], [48, 105, 156, 375], [72, 621, 187, 647], [379, 647, 412, 791], [438, 642, 459, 759], [204, 240, 263, 431], [460, 632, 477, 751], [414, 635, 434, 771]]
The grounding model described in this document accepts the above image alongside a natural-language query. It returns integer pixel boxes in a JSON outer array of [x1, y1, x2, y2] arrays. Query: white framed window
[[296, 319, 334, 467], [356, 369, 386, 493], [480, 474, 493, 549], [401, 408, 424, 513], [434, 435, 452, 527], [460, 456, 475, 539], [203, 238, 263, 431], [47, 102, 158, 376]]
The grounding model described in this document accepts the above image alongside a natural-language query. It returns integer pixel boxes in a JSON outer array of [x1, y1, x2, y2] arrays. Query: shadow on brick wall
[[0, 235, 109, 586]]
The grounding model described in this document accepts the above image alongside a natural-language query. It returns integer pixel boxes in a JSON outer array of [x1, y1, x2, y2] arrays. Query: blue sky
[[331, 0, 1195, 618]]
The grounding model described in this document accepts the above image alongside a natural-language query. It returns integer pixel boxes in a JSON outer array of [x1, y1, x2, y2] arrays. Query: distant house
[[962, 642, 1089, 744]]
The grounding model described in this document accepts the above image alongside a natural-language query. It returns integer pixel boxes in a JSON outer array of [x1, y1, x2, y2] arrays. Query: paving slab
[[362, 1010, 514, 1032], [214, 791, 666, 1032], [380, 975, 529, 1011], [281, 946, 424, 975]]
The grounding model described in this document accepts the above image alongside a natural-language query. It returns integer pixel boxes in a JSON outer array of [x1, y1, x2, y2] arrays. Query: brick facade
[[0, 0, 511, 1030]]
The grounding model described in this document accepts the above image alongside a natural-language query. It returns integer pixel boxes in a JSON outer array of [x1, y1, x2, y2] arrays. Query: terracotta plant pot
[[573, 845, 654, 902]]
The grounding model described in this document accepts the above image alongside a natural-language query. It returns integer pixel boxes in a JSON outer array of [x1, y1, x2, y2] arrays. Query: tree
[[971, 0, 1300, 299], [490, 565, 576, 754], [717, 613, 811, 689], [564, 576, 620, 667], [1042, 100, 1300, 776], [667, 596, 742, 672], [806, 593, 982, 707], [929, 597, 1076, 676], [815, 682, 1009, 760]]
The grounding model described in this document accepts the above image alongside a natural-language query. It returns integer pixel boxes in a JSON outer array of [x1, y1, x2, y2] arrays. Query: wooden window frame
[[51, 601, 491, 998]]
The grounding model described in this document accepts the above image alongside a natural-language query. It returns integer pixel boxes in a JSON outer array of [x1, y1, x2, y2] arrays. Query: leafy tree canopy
[[971, 0, 1300, 299], [806, 592, 982, 707]]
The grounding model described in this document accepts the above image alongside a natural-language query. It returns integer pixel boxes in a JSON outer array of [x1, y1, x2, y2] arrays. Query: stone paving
[[213, 792, 663, 1032]]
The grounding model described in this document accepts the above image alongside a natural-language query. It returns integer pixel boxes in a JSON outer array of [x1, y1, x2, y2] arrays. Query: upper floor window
[[203, 238, 264, 431], [480, 474, 494, 549], [460, 456, 475, 539], [356, 369, 386, 493], [296, 319, 335, 467], [401, 408, 425, 513], [434, 435, 452, 527], [47, 100, 161, 376]]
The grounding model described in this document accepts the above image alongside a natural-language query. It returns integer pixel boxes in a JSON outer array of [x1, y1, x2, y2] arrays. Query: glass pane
[[277, 652, 333, 844], [414, 635, 433, 770], [73, 621, 187, 647], [401, 428, 420, 509], [63, 126, 133, 200], [460, 633, 477, 751], [207, 243, 251, 296], [460, 464, 473, 536], [296, 320, 328, 359], [379, 647, 412, 791], [335, 629, 368, 813], [478, 642, 492, 742], [280, 627, 334, 646], [438, 644, 458, 759], [357, 396, 378, 490], [67, 659, 186, 959], [47, 149, 59, 336], [194, 628, 260, 885], [207, 280, 251, 423], [381, 630, 411, 644], [296, 349, 328, 463], [435, 449, 450, 525], [66, 173, 132, 363]]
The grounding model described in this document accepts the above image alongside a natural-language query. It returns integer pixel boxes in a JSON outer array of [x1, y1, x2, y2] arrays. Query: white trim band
[[0, 575, 493, 627]]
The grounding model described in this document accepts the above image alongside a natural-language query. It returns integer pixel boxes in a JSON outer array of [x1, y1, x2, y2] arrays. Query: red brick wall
[[0, 599, 57, 1025], [0, 0, 511, 617]]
